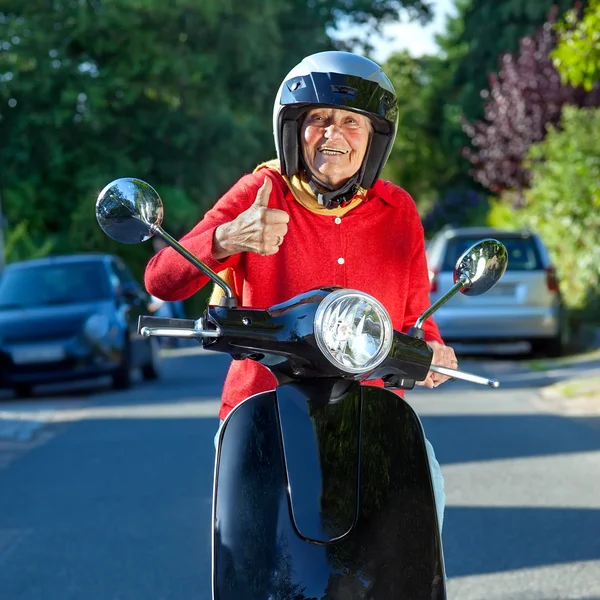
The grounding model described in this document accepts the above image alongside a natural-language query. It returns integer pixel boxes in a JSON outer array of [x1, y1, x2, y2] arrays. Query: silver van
[[426, 227, 568, 356]]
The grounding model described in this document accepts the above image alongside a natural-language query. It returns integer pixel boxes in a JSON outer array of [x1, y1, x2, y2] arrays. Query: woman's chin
[[312, 165, 354, 189]]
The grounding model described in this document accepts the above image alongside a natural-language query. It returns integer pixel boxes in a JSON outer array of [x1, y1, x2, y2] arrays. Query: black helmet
[[273, 51, 398, 207]]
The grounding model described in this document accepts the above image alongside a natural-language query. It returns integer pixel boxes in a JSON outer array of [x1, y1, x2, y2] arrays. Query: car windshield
[[0, 261, 112, 309], [442, 236, 543, 272]]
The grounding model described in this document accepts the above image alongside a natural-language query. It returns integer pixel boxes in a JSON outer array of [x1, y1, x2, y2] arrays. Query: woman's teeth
[[320, 148, 347, 155]]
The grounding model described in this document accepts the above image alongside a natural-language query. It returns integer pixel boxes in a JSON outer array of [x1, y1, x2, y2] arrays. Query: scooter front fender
[[213, 381, 446, 599]]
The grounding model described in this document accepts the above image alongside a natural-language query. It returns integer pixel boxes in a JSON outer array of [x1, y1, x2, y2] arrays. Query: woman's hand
[[212, 177, 290, 260], [416, 340, 458, 389]]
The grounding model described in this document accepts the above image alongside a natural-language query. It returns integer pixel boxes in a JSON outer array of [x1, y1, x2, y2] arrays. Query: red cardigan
[[145, 169, 443, 420]]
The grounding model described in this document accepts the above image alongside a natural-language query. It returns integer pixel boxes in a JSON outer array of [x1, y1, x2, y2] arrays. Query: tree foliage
[[381, 49, 490, 232], [381, 51, 450, 208], [445, 0, 579, 121], [387, 0, 577, 234], [417, 0, 582, 206], [0, 0, 430, 283], [507, 106, 600, 314], [462, 16, 600, 195], [553, 0, 600, 91]]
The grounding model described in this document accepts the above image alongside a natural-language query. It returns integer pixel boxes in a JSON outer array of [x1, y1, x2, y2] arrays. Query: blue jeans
[[214, 419, 446, 534]]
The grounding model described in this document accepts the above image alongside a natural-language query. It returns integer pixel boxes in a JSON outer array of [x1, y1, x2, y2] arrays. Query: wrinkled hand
[[416, 341, 458, 389], [213, 177, 290, 259]]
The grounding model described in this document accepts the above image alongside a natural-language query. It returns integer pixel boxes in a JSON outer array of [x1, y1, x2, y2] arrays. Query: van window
[[441, 237, 543, 272]]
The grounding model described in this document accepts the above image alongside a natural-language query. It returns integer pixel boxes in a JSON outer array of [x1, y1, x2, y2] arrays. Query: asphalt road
[[0, 348, 599, 600]]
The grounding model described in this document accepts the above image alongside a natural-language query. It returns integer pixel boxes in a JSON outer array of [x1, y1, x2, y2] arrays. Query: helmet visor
[[280, 71, 397, 132]]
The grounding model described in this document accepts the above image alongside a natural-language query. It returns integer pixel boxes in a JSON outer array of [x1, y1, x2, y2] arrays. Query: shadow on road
[[422, 413, 600, 465], [444, 505, 600, 578]]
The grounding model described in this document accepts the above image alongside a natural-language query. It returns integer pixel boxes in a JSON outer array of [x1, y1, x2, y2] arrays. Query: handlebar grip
[[137, 316, 197, 334], [383, 375, 416, 390]]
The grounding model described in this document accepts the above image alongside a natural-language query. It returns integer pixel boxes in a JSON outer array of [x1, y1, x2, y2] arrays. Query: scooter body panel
[[213, 381, 446, 599]]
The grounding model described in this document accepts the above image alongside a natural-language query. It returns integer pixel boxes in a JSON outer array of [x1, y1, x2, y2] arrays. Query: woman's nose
[[324, 123, 343, 140]]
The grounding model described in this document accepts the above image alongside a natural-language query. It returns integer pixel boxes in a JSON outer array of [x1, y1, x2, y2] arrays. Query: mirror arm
[[151, 224, 238, 308], [409, 275, 470, 337]]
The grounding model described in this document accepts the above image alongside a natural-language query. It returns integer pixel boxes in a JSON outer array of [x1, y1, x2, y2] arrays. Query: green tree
[[0, 0, 433, 287], [511, 106, 600, 315], [553, 0, 600, 91], [0, 0, 290, 248], [381, 51, 448, 209], [381, 50, 490, 232]]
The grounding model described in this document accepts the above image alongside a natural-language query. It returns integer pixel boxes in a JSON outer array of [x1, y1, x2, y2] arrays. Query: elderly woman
[[144, 50, 457, 532]]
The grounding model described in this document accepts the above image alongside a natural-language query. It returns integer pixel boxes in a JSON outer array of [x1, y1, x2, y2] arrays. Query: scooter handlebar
[[430, 364, 499, 388], [137, 316, 221, 339]]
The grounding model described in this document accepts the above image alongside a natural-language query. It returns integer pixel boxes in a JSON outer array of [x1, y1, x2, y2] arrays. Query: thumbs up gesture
[[213, 177, 290, 259]]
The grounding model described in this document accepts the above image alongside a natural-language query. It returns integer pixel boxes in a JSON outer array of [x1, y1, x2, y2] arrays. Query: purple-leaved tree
[[462, 6, 600, 199]]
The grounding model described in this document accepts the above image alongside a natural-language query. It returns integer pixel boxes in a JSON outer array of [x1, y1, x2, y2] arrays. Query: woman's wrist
[[212, 223, 234, 261]]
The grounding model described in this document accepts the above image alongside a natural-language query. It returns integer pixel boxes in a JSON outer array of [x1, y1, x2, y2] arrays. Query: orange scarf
[[255, 159, 366, 216]]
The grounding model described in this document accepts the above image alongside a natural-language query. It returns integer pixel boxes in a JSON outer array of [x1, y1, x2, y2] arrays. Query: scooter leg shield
[[212, 383, 446, 600]]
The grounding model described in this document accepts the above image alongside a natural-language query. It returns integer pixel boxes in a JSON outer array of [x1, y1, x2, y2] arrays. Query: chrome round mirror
[[95, 178, 164, 244], [455, 239, 508, 296]]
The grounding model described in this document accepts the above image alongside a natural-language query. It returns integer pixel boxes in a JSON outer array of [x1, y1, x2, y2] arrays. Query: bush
[[515, 105, 600, 314]]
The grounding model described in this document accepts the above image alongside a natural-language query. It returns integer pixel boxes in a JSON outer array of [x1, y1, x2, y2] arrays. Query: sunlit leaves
[[553, 0, 600, 91]]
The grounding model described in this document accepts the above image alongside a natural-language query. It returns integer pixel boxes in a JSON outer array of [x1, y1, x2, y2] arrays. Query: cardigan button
[[337, 257, 345, 265], [334, 217, 342, 224]]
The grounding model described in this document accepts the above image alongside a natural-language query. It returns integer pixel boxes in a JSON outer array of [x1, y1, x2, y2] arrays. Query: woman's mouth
[[319, 147, 348, 155]]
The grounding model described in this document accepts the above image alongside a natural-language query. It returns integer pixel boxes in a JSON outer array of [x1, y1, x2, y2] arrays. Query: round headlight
[[314, 289, 393, 374]]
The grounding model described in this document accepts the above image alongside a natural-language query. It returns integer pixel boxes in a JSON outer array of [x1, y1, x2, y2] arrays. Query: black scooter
[[96, 178, 508, 600]]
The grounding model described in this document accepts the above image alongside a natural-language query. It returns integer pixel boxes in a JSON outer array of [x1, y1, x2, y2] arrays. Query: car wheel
[[112, 339, 132, 390], [141, 338, 160, 381], [530, 334, 565, 358], [545, 336, 564, 358], [13, 383, 33, 399], [530, 309, 571, 358]]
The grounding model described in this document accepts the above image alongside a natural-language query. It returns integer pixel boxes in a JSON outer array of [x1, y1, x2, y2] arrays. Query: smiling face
[[300, 107, 372, 189]]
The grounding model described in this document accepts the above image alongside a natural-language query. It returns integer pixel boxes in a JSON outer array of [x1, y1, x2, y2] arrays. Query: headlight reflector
[[314, 289, 392, 374]]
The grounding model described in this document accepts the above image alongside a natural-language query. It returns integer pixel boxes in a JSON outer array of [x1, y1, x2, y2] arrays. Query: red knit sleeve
[[400, 194, 444, 345], [144, 172, 272, 301]]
